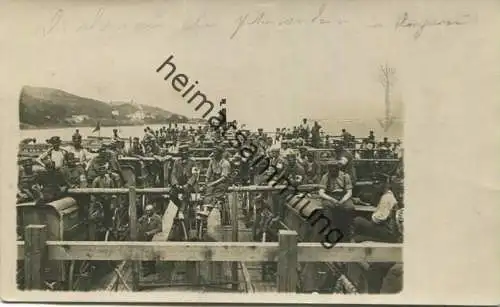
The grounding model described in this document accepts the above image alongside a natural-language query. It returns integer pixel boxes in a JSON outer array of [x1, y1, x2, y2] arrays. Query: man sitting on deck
[[335, 145, 357, 185], [317, 160, 355, 242], [352, 180, 399, 243], [138, 204, 162, 276]]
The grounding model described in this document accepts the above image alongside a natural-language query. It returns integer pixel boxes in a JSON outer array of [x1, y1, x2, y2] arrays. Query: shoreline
[[19, 121, 206, 131]]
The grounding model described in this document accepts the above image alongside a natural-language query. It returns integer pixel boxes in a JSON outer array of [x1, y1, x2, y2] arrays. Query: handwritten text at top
[[41, 5, 475, 40]]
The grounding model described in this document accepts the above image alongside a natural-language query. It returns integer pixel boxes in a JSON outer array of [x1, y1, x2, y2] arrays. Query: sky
[[0, 0, 497, 133]]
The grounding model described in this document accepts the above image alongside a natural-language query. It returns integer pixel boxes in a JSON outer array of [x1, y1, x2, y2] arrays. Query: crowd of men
[[17, 119, 403, 279]]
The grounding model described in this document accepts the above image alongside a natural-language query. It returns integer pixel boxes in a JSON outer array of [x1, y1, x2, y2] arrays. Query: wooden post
[[163, 159, 170, 187], [128, 186, 140, 291], [24, 225, 47, 290], [277, 230, 298, 293], [230, 191, 239, 290]]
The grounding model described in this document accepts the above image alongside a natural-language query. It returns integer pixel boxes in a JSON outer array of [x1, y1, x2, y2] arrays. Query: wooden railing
[[18, 184, 390, 292], [18, 225, 402, 292]]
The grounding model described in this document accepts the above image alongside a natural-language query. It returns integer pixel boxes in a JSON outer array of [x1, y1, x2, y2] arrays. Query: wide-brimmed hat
[[46, 136, 62, 145]]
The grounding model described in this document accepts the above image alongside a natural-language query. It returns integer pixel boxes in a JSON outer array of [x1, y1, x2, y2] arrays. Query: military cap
[[46, 136, 62, 145]]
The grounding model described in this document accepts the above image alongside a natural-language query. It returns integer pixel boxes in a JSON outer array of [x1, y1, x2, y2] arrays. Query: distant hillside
[[19, 86, 189, 129]]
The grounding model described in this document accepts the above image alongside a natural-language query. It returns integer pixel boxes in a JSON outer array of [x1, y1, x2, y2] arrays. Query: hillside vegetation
[[19, 86, 188, 129]]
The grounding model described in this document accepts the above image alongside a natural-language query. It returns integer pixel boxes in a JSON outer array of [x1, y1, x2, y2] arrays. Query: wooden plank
[[67, 184, 324, 195], [24, 225, 47, 290], [43, 242, 279, 261], [66, 184, 384, 196], [277, 230, 298, 292], [128, 187, 139, 291], [240, 263, 254, 293], [297, 242, 402, 263], [17, 241, 402, 262], [163, 159, 170, 186], [229, 191, 239, 290], [161, 201, 179, 236], [354, 205, 377, 212]]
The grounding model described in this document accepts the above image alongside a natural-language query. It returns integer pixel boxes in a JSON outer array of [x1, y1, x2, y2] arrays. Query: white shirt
[[37, 148, 67, 169], [63, 146, 92, 164], [372, 190, 398, 224]]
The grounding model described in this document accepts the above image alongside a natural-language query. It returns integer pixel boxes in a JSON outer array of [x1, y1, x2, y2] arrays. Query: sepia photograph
[[1, 0, 499, 305]]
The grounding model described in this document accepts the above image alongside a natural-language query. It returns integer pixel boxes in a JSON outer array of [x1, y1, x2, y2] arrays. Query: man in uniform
[[61, 152, 87, 188], [367, 130, 375, 142], [270, 152, 306, 220], [112, 129, 120, 141], [257, 128, 265, 139], [87, 144, 123, 185], [64, 134, 92, 168], [89, 163, 120, 234], [128, 137, 145, 156], [318, 160, 355, 242], [204, 146, 231, 223], [311, 122, 321, 148], [279, 140, 293, 159], [282, 152, 306, 185], [341, 129, 352, 147], [304, 151, 321, 184], [72, 129, 81, 141], [297, 146, 309, 172], [376, 137, 392, 159], [299, 118, 310, 141], [170, 144, 198, 215], [138, 204, 162, 275]]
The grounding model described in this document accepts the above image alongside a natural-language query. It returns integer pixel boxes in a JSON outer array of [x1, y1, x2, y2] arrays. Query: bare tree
[[378, 63, 397, 132]]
